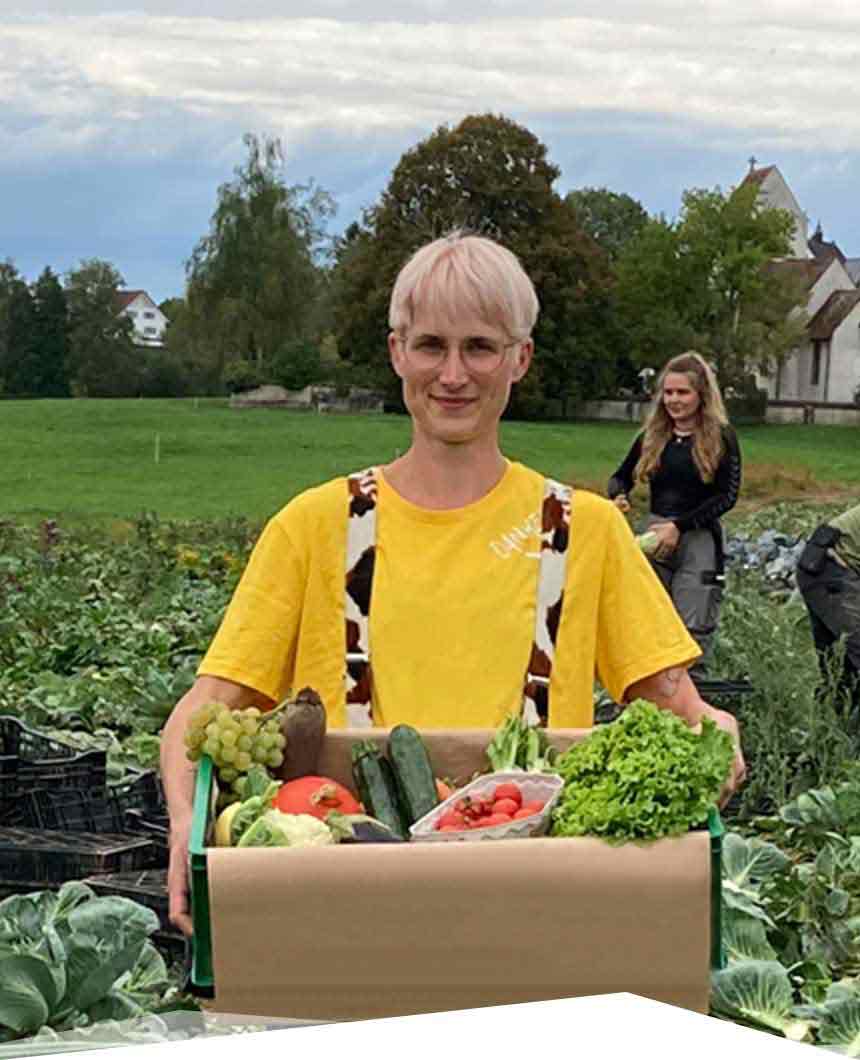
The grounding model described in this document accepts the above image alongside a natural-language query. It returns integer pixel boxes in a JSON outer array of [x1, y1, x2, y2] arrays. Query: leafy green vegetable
[[550, 700, 733, 841], [721, 832, 790, 925], [780, 784, 860, 840], [227, 765, 282, 844], [723, 910, 778, 963], [798, 982, 860, 1055], [485, 713, 558, 773], [236, 810, 334, 848], [0, 883, 167, 1043], [711, 960, 812, 1041]]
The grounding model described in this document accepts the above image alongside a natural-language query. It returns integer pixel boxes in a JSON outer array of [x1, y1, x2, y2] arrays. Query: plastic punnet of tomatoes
[[409, 771, 564, 842]]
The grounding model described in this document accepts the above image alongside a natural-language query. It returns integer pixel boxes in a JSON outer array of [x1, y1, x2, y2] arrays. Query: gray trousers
[[645, 515, 723, 670]]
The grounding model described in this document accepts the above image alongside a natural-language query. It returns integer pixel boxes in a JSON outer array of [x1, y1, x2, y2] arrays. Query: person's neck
[[382, 438, 507, 510], [671, 418, 696, 435]]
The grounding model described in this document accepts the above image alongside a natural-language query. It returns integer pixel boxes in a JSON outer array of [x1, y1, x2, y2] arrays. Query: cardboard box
[[189, 729, 721, 1021]]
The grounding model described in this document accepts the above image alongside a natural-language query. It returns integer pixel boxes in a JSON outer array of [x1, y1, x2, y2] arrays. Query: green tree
[[185, 133, 335, 384], [270, 339, 322, 391], [678, 182, 807, 383], [64, 260, 139, 397], [158, 297, 185, 324], [614, 216, 700, 367], [566, 187, 649, 262], [30, 267, 70, 397], [329, 113, 613, 413], [0, 261, 34, 395], [1, 276, 36, 395], [615, 182, 807, 386]]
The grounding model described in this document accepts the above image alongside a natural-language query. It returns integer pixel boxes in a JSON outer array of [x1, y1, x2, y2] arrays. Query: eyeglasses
[[397, 333, 520, 376]]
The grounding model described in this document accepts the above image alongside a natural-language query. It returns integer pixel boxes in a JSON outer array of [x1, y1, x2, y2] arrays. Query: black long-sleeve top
[[607, 425, 742, 532]]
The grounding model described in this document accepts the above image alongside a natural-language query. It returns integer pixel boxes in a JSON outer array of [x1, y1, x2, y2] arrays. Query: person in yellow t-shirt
[[161, 230, 746, 937]]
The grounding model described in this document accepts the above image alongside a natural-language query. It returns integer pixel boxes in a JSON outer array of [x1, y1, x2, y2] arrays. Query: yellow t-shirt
[[198, 461, 699, 728]]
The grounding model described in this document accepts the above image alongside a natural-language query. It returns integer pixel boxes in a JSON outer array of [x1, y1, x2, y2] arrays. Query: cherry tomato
[[493, 783, 523, 806]]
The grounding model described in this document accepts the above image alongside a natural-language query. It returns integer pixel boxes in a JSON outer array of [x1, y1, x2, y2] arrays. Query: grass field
[[1, 398, 857, 525]]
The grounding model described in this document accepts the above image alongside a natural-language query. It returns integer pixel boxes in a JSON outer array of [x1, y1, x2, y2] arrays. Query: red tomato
[[492, 797, 520, 817], [521, 800, 545, 815], [273, 776, 361, 820], [438, 811, 467, 829], [513, 808, 537, 820], [477, 813, 512, 828], [493, 783, 523, 805]]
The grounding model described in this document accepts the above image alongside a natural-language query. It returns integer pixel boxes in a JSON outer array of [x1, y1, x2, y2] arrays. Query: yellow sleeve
[[196, 511, 308, 702], [593, 500, 701, 702]]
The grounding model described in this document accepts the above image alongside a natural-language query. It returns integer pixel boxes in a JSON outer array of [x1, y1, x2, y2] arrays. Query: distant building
[[742, 162, 859, 405], [115, 290, 168, 347]]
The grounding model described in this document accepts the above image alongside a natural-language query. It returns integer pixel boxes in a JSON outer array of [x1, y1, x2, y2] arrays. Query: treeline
[[0, 259, 195, 399], [1, 116, 808, 411]]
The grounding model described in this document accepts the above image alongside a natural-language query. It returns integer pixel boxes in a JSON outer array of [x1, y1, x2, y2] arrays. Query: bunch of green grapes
[[184, 702, 287, 799]]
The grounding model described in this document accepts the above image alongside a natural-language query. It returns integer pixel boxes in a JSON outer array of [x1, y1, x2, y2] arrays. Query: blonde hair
[[635, 351, 729, 484], [388, 230, 539, 341]]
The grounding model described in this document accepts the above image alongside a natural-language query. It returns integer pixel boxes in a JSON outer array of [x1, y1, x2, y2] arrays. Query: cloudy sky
[[2, 0, 859, 303]]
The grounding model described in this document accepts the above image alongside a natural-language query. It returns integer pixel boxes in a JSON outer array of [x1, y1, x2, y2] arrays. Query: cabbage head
[[236, 811, 334, 848]]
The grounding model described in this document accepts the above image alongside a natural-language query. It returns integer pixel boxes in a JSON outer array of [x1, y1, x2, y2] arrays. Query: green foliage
[[63, 260, 138, 398], [183, 133, 335, 387], [0, 516, 254, 764], [0, 269, 37, 397], [710, 566, 858, 817], [29, 269, 70, 398], [711, 961, 812, 1041], [550, 700, 733, 841], [0, 883, 168, 1041], [565, 187, 649, 262], [270, 339, 323, 391], [222, 358, 265, 394], [328, 113, 615, 410], [615, 181, 807, 387]]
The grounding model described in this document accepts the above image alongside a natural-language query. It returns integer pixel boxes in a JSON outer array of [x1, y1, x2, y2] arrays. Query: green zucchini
[[388, 725, 439, 827], [351, 741, 409, 838]]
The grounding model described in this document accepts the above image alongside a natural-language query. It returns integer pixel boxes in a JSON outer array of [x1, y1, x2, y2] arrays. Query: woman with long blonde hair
[[607, 352, 742, 673]]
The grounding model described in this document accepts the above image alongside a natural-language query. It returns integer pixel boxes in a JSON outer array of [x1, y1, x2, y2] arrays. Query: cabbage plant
[[0, 882, 166, 1041]]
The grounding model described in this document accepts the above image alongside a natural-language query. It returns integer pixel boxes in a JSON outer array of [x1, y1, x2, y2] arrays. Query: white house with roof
[[743, 163, 860, 407], [115, 290, 168, 347]]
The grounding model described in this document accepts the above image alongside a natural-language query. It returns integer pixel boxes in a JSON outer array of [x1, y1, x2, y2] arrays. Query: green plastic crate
[[707, 806, 725, 971], [188, 755, 217, 997], [188, 755, 725, 995]]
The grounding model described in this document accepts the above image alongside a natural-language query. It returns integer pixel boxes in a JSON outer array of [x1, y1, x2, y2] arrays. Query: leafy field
[[3, 401, 860, 1048], [1, 399, 858, 524]]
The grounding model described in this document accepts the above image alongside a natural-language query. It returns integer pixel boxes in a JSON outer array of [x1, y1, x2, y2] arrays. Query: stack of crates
[[0, 715, 178, 950]]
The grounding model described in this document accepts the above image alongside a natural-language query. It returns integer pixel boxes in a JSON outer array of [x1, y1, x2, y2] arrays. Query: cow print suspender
[[344, 468, 378, 727], [522, 478, 573, 725], [343, 468, 572, 727]]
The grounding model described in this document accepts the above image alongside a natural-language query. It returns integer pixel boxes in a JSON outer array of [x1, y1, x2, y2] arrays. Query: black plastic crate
[[691, 676, 754, 715], [21, 768, 169, 865], [25, 768, 165, 831], [0, 827, 154, 884], [0, 716, 107, 825]]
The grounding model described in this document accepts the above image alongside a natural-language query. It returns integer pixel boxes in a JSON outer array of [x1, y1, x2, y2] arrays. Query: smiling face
[[661, 370, 702, 429], [389, 312, 532, 448]]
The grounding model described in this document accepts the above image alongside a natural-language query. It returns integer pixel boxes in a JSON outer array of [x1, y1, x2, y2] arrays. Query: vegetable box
[[189, 728, 723, 1021]]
